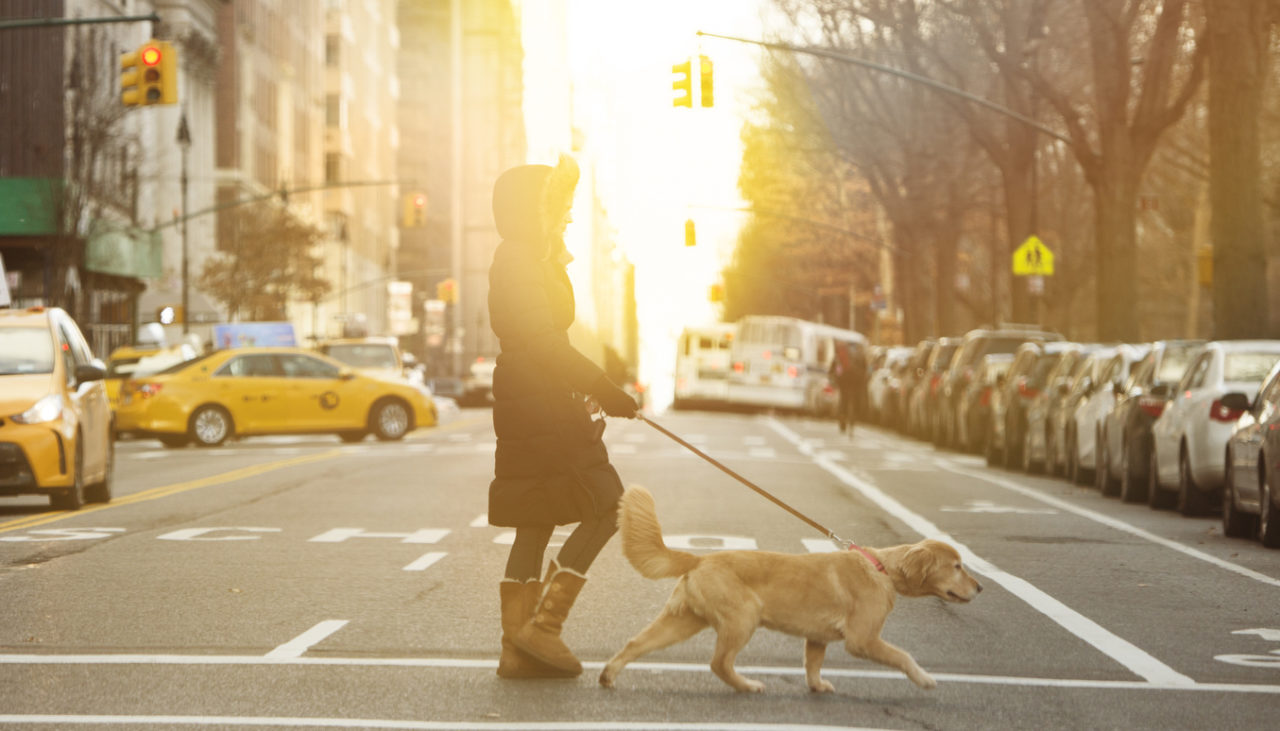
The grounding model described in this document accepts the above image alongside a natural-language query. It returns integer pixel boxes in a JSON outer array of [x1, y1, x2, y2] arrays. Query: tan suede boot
[[497, 579, 578, 679], [512, 560, 586, 675]]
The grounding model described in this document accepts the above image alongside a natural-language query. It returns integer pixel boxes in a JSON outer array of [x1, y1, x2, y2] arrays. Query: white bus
[[673, 323, 737, 410], [726, 315, 867, 414]]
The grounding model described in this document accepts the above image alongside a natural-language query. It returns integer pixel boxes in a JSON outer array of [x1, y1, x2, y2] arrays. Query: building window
[[325, 153, 341, 184], [326, 94, 342, 128], [325, 34, 339, 67]]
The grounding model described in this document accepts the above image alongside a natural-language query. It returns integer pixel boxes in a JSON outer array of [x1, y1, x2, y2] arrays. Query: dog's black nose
[[976, 583, 984, 593]]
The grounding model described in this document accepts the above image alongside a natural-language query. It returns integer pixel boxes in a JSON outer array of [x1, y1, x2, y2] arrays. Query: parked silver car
[[1150, 341, 1280, 515]]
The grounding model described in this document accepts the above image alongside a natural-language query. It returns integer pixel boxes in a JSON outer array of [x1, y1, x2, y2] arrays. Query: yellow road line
[[0, 449, 343, 535]]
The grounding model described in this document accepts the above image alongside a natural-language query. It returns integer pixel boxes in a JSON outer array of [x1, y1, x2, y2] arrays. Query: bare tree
[[198, 205, 330, 322]]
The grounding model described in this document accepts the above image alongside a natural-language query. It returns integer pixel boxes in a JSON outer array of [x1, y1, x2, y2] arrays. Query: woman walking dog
[[487, 155, 639, 678]]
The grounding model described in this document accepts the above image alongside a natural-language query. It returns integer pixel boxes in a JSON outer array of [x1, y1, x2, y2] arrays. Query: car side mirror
[[1149, 382, 1171, 399], [1220, 392, 1252, 413], [76, 362, 107, 383], [996, 373, 1007, 387], [339, 369, 356, 381], [1113, 381, 1125, 397], [1056, 381, 1070, 396]]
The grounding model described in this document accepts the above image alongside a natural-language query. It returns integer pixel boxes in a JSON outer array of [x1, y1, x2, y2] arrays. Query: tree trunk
[[1093, 169, 1141, 342], [1207, 0, 1269, 338]]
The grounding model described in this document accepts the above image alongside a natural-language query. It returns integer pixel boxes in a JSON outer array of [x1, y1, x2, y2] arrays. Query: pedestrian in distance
[[830, 341, 867, 436], [487, 154, 639, 679]]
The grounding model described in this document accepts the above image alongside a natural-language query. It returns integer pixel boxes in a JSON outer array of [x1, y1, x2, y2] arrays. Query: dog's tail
[[618, 486, 701, 579]]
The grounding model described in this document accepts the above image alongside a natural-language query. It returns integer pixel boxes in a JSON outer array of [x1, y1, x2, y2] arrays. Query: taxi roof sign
[[1013, 235, 1054, 276]]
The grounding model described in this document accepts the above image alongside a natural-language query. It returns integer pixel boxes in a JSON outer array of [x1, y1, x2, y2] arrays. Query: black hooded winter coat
[[486, 164, 623, 527]]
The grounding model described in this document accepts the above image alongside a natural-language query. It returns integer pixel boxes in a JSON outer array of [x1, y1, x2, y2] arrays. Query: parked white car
[[868, 346, 913, 424], [1055, 345, 1126, 483], [1150, 341, 1280, 515]]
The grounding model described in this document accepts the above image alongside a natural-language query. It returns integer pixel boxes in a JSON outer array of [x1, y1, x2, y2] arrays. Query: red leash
[[636, 414, 886, 574]]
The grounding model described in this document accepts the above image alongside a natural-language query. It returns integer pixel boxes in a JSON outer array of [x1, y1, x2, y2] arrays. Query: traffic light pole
[[696, 31, 1069, 144], [0, 13, 159, 31]]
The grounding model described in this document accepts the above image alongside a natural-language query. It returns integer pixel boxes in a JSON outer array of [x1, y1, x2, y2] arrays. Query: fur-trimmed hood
[[491, 155, 579, 260]]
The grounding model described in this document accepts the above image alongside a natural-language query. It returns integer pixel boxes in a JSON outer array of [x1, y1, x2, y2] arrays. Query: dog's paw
[[808, 679, 835, 694], [910, 671, 937, 690], [737, 679, 766, 693], [598, 669, 615, 688]]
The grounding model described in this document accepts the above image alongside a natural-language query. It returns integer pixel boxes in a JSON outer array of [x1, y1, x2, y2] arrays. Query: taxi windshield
[[0, 327, 55, 375], [325, 344, 398, 369]]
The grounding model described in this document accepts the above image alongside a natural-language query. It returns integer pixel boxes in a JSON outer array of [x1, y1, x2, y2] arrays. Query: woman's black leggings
[[504, 507, 618, 581]]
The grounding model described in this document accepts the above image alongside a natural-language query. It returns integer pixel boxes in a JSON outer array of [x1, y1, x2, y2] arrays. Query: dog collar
[[849, 544, 887, 574]]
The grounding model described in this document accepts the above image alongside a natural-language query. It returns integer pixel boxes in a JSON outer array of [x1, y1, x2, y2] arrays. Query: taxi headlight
[[13, 394, 65, 424]]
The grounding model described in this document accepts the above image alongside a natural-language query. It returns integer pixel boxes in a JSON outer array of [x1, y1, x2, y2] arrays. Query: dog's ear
[[902, 543, 939, 577]]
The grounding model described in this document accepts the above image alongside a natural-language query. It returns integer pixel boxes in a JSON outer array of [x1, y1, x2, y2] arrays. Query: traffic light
[[699, 55, 713, 107], [436, 278, 456, 304], [121, 40, 177, 106], [672, 59, 692, 107], [403, 192, 427, 228], [684, 219, 696, 247]]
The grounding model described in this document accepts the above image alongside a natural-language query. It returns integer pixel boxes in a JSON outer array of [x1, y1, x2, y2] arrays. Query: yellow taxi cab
[[106, 342, 199, 435], [314, 336, 407, 382], [117, 346, 437, 447], [0, 306, 114, 510]]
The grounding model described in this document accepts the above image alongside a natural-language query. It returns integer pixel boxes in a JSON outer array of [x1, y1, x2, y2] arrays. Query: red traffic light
[[141, 46, 162, 66]]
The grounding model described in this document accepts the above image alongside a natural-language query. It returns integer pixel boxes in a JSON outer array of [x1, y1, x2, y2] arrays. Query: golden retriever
[[598, 486, 982, 693]]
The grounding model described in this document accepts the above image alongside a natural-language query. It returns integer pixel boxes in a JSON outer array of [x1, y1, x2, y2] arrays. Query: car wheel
[[338, 431, 367, 443], [1149, 449, 1174, 510], [190, 405, 232, 447], [1260, 468, 1280, 549], [1119, 437, 1148, 504], [1222, 455, 1257, 539], [51, 438, 85, 511], [1177, 448, 1210, 517], [371, 399, 411, 441], [1098, 431, 1118, 496], [85, 431, 114, 504], [1066, 431, 1079, 484]]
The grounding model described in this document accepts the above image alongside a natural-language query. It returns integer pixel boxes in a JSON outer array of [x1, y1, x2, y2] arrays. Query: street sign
[[1012, 235, 1054, 276]]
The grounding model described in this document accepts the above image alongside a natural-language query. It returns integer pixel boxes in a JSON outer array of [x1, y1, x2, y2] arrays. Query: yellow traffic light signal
[[672, 59, 692, 108], [139, 40, 178, 105], [120, 48, 141, 106], [436, 278, 456, 303], [709, 283, 724, 302], [403, 192, 427, 228], [699, 55, 713, 107], [684, 219, 696, 247]]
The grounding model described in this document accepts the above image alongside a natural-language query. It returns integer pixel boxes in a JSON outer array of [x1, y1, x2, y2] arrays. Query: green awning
[[0, 178, 61, 235], [86, 223, 162, 279]]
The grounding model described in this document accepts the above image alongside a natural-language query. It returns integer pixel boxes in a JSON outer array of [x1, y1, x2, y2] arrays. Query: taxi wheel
[[85, 432, 114, 504], [51, 438, 85, 511], [371, 399, 411, 441], [190, 405, 233, 447]]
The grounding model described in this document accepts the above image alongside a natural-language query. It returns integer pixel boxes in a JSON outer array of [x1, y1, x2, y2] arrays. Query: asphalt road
[[1, 407, 1278, 730]]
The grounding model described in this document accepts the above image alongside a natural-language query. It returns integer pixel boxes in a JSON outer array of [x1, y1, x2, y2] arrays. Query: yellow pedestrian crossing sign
[[1013, 235, 1054, 276]]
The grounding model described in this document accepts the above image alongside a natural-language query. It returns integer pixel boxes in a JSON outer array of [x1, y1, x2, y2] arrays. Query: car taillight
[[732, 361, 745, 373], [979, 386, 992, 407], [1138, 396, 1165, 419], [786, 365, 799, 379], [1017, 378, 1039, 399], [929, 374, 942, 394], [1210, 399, 1245, 423]]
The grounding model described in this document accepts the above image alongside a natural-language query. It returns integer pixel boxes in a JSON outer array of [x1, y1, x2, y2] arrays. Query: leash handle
[[636, 413, 840, 544]]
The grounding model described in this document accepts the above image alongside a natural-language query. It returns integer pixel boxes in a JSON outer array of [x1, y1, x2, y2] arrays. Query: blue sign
[[213, 322, 297, 349]]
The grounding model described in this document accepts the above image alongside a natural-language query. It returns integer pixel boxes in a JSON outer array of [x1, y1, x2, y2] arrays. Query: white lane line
[[0, 718, 880, 730], [767, 418, 1196, 687], [265, 620, 349, 659], [0, 655, 1276, 694], [936, 460, 1280, 590], [403, 551, 447, 571]]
